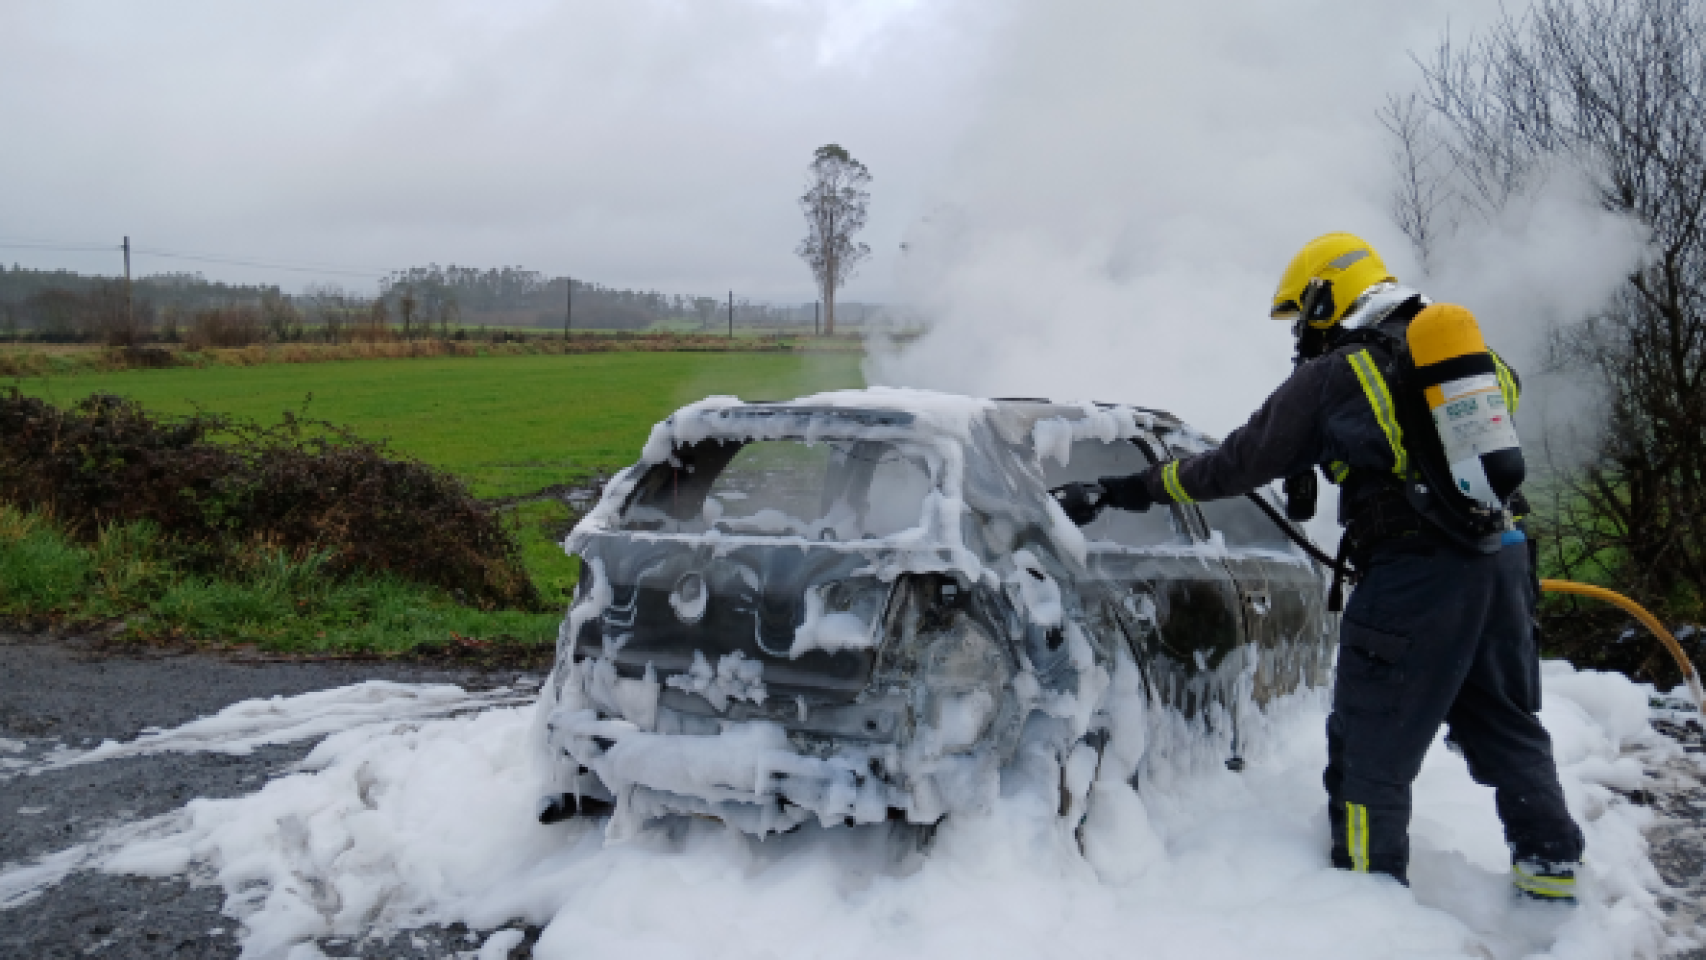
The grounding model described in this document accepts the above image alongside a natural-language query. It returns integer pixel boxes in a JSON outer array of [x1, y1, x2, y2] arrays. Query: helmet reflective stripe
[[1347, 350, 1409, 478], [1272, 233, 1396, 330], [1328, 460, 1351, 484], [1327, 249, 1370, 271]]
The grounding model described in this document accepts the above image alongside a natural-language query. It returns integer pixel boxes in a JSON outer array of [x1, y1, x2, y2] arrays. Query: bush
[[0, 390, 538, 609]]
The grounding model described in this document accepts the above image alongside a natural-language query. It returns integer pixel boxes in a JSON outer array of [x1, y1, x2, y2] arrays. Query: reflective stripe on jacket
[[1141, 298, 1520, 514]]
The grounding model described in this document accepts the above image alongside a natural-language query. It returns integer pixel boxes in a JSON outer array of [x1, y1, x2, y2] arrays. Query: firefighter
[[1056, 232, 1584, 901]]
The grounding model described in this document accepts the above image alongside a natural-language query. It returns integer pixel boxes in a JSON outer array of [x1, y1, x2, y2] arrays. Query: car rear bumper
[[544, 706, 927, 836]]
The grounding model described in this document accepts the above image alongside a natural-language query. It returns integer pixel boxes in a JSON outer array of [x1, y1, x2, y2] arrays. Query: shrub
[[0, 390, 538, 609]]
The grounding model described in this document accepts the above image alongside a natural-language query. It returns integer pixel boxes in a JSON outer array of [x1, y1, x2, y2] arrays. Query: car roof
[[656, 392, 1197, 454]]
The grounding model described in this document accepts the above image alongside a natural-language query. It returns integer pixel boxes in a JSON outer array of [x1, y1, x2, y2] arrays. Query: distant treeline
[[377, 265, 879, 333], [0, 266, 282, 309], [0, 266, 298, 346], [0, 262, 881, 347]]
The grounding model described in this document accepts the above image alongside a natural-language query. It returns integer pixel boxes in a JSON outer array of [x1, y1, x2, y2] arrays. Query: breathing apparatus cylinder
[[1406, 304, 1524, 508]]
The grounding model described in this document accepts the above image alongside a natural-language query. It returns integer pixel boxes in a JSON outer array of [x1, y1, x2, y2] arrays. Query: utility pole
[[728, 290, 734, 339], [564, 277, 572, 341], [122, 235, 134, 337], [814, 300, 820, 336]]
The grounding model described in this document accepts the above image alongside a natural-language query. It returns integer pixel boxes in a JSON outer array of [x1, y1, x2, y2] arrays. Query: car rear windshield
[[620, 438, 935, 540]]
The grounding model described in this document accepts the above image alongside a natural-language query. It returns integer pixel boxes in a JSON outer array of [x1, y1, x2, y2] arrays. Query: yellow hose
[[1540, 579, 1705, 713]]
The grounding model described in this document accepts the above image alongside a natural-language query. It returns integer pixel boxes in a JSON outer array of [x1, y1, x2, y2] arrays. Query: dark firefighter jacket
[[1138, 296, 1520, 530]]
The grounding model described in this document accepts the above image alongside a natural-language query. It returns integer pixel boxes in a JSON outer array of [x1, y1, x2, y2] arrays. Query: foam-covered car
[[535, 389, 1335, 838]]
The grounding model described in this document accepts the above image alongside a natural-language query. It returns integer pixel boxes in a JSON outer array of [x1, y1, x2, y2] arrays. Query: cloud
[[0, 0, 991, 298]]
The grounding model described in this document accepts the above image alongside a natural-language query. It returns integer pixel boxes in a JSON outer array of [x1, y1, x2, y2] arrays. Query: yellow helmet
[[1270, 233, 1396, 330]]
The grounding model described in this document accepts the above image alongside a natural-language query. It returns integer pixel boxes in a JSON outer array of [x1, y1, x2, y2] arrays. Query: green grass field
[[9, 352, 867, 623], [14, 351, 865, 498]]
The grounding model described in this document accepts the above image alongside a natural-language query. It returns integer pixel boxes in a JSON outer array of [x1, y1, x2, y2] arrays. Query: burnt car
[[535, 389, 1335, 839]]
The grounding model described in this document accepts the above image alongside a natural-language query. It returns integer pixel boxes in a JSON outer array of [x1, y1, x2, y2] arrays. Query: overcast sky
[[1, 0, 1649, 443], [0, 0, 996, 301]]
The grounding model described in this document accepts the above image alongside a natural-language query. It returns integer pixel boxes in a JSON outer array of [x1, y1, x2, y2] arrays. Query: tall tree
[[796, 144, 871, 336]]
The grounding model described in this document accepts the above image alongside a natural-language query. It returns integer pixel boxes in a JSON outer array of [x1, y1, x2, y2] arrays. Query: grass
[[0, 333, 866, 379], [12, 351, 865, 498], [0, 506, 559, 655], [5, 351, 865, 652]]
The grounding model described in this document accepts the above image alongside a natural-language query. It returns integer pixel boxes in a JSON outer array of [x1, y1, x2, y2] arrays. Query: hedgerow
[[0, 389, 538, 610]]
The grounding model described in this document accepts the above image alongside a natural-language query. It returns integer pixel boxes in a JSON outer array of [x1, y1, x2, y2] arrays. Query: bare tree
[[81, 280, 149, 346], [1404, 0, 1706, 681], [26, 289, 79, 339], [692, 296, 718, 332], [1379, 93, 1456, 272], [261, 290, 302, 342], [304, 284, 347, 344], [159, 305, 184, 343], [398, 286, 418, 340], [437, 293, 459, 340], [796, 144, 872, 336], [360, 298, 391, 343]]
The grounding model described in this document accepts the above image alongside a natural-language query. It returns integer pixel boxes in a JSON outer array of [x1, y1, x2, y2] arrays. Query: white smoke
[[868, 0, 1647, 464], [1422, 168, 1649, 468]]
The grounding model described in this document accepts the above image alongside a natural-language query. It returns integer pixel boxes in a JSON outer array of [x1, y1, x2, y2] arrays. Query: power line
[[0, 239, 121, 254], [133, 247, 389, 279], [0, 236, 394, 278]]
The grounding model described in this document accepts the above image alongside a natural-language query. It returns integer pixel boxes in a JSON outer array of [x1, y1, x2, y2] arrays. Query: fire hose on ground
[[1238, 490, 1706, 713], [1539, 579, 1705, 713]]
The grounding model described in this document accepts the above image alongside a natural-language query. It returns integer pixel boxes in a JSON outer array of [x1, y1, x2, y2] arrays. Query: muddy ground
[[0, 632, 1702, 959]]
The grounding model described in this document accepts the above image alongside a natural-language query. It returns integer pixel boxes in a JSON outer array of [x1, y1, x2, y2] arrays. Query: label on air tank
[[1431, 372, 1519, 506], [1432, 373, 1518, 463]]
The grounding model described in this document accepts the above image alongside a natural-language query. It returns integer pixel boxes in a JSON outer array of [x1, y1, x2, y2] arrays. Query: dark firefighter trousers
[[1324, 537, 1585, 882]]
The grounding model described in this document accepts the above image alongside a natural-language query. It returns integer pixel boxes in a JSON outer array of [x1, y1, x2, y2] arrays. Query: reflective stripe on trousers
[[1346, 802, 1371, 872]]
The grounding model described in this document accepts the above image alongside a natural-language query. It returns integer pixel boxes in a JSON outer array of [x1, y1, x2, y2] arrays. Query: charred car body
[[535, 389, 1335, 838]]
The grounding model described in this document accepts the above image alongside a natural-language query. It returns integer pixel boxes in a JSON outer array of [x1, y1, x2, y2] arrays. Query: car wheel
[[1060, 732, 1107, 851]]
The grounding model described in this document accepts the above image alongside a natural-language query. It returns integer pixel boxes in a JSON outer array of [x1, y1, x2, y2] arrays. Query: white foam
[[0, 664, 1685, 959], [1, 681, 527, 781], [789, 585, 877, 658]]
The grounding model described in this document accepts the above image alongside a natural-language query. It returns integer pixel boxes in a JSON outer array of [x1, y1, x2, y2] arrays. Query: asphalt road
[[1, 632, 1702, 959], [0, 634, 543, 959]]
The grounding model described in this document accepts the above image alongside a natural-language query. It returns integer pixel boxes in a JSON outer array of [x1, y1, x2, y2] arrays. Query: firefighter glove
[[1098, 474, 1154, 513], [1052, 482, 1105, 526]]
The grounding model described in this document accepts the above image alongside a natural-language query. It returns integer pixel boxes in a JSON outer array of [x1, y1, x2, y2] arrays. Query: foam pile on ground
[[0, 663, 1692, 959], [1, 681, 528, 781]]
